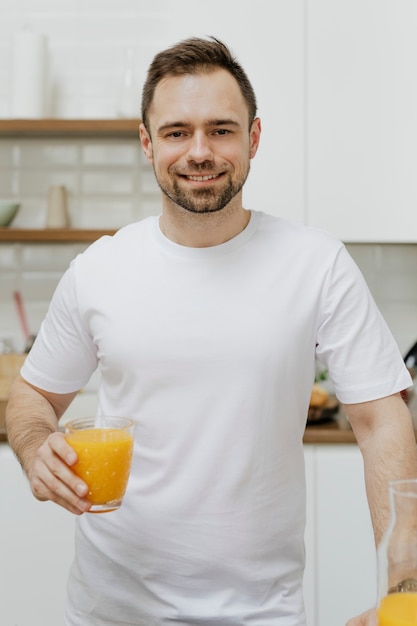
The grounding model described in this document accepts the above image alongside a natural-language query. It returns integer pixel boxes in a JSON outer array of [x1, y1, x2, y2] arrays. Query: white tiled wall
[[346, 244, 417, 356], [0, 2, 173, 119], [3, 137, 158, 229], [0, 135, 161, 352], [0, 1, 416, 358]]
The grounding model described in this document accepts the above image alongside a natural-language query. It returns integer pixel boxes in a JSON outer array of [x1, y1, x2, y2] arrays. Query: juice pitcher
[[377, 479, 417, 625]]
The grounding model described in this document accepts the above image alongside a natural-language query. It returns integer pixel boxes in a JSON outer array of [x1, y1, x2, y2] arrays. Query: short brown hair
[[141, 36, 257, 131]]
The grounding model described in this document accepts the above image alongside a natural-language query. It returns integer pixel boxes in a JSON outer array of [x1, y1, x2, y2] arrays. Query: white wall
[[0, 0, 310, 353], [0, 0, 305, 221], [0, 3, 415, 350]]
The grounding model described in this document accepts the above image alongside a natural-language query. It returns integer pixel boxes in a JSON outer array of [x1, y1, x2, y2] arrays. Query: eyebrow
[[157, 119, 241, 133]]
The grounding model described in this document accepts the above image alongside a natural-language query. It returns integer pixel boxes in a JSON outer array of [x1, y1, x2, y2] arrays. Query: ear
[[139, 122, 153, 163], [249, 117, 261, 159]]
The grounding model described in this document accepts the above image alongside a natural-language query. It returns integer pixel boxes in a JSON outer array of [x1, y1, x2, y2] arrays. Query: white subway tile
[[0, 171, 17, 195], [0, 244, 20, 269], [79, 43, 124, 73], [141, 169, 159, 195], [377, 271, 417, 304], [346, 244, 378, 280], [379, 301, 417, 355], [0, 45, 9, 73], [17, 15, 82, 43], [0, 273, 20, 303], [19, 142, 79, 167], [81, 142, 136, 166], [49, 44, 83, 73], [25, 300, 53, 335], [20, 0, 82, 12], [53, 96, 85, 118], [0, 301, 24, 352], [81, 171, 133, 195], [20, 271, 63, 302], [141, 199, 161, 218], [78, 15, 165, 43], [81, 0, 159, 13], [81, 98, 117, 118], [74, 199, 134, 229], [18, 170, 78, 195], [11, 199, 47, 229], [379, 244, 417, 273], [0, 142, 15, 166], [20, 243, 83, 271]]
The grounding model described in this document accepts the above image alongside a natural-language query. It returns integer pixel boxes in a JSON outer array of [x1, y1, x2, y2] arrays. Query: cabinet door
[[304, 445, 317, 626], [0, 444, 75, 626], [308, 1, 417, 241], [160, 0, 305, 224], [316, 445, 376, 626]]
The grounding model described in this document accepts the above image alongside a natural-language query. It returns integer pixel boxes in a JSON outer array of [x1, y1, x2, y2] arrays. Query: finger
[[31, 468, 91, 515], [47, 430, 78, 466], [29, 433, 91, 514]]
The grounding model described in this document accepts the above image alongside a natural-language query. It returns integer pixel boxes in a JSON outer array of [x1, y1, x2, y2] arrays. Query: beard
[[154, 161, 250, 214]]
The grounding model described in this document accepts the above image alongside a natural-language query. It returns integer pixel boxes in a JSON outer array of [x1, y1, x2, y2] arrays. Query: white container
[[10, 31, 47, 118]]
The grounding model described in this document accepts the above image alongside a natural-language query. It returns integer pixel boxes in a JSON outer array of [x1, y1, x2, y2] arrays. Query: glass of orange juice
[[377, 479, 417, 625], [65, 416, 134, 513], [378, 592, 417, 625]]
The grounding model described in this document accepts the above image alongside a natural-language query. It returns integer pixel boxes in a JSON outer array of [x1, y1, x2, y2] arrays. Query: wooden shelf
[[0, 228, 116, 242], [0, 119, 141, 138]]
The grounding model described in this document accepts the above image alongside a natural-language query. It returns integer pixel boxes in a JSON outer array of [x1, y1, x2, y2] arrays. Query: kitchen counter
[[0, 413, 358, 444], [0, 424, 358, 444], [1, 396, 416, 445]]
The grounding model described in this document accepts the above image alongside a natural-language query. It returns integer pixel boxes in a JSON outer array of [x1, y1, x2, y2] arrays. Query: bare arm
[[6, 374, 91, 515], [344, 392, 417, 546], [342, 393, 417, 625]]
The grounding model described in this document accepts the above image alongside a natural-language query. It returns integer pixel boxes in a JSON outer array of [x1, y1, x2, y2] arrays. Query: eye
[[167, 130, 185, 138], [214, 128, 230, 136]]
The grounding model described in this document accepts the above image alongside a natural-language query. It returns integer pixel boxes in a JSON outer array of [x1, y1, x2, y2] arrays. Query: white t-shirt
[[22, 211, 411, 625]]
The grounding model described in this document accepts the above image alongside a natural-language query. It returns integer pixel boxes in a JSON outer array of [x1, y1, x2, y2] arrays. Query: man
[[6, 36, 417, 625]]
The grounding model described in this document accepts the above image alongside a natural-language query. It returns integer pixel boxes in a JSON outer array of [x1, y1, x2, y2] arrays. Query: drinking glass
[[377, 479, 417, 625], [65, 416, 134, 513]]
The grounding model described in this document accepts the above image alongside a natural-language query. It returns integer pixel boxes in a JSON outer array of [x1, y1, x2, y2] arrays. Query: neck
[[159, 200, 251, 248]]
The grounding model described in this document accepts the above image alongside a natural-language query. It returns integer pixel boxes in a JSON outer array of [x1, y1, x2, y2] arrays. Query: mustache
[[173, 161, 220, 174]]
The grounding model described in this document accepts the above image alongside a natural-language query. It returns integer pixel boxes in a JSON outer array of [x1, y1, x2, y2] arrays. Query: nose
[[186, 131, 214, 163]]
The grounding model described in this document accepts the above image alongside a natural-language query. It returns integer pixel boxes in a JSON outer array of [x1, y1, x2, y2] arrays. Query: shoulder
[[88, 216, 156, 252], [254, 211, 345, 258], [73, 216, 158, 265]]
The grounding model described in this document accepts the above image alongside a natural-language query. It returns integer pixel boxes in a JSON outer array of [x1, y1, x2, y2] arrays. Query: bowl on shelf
[[0, 202, 20, 227]]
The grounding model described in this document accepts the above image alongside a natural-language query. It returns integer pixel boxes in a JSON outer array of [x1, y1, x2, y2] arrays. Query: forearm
[[6, 374, 77, 476], [6, 375, 60, 475], [6, 374, 90, 514], [345, 394, 417, 546]]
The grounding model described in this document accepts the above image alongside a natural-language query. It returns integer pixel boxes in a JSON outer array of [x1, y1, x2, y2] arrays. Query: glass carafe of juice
[[377, 479, 417, 625]]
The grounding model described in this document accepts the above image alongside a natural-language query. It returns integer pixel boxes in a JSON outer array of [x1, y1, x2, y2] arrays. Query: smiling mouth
[[184, 174, 221, 182]]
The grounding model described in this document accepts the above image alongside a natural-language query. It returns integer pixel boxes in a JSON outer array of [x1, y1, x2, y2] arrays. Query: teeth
[[187, 174, 217, 181]]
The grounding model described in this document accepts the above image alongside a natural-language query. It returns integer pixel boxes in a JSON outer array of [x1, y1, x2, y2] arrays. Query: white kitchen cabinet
[[307, 0, 417, 242], [305, 444, 377, 626], [0, 438, 376, 626], [0, 444, 75, 626], [303, 445, 317, 626], [161, 0, 305, 225], [0, 394, 97, 626]]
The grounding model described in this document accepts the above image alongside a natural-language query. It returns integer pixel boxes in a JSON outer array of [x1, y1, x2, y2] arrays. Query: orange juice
[[65, 417, 134, 513], [378, 593, 417, 625]]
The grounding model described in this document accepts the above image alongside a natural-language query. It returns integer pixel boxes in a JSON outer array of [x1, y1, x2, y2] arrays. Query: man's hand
[[6, 375, 90, 515], [27, 431, 91, 515], [346, 608, 378, 626]]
